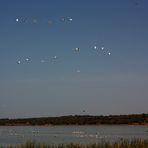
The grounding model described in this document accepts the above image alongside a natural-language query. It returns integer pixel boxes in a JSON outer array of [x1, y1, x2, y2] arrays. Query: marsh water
[[0, 125, 147, 146]]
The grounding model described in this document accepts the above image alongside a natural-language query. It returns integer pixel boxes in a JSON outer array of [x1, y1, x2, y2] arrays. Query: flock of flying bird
[[15, 16, 73, 24], [15, 16, 111, 72], [15, 0, 144, 73]]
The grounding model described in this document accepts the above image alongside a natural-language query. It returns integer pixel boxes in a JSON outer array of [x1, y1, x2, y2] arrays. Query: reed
[[1, 139, 148, 148]]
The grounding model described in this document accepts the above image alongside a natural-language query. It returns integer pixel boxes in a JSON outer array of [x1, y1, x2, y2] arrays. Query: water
[[0, 125, 147, 146]]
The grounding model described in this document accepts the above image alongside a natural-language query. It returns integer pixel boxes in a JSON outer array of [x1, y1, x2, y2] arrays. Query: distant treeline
[[0, 114, 148, 126]]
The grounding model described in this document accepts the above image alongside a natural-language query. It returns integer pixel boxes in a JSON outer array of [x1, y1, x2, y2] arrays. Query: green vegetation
[[0, 113, 147, 126], [1, 139, 148, 148]]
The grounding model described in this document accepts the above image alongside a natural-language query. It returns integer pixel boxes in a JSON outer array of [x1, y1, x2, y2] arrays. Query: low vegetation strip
[[1, 139, 148, 148], [0, 113, 148, 125]]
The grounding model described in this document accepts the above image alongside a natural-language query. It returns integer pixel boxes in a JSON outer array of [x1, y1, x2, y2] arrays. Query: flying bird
[[15, 18, 19, 22], [25, 58, 30, 62], [73, 47, 80, 53], [17, 60, 21, 64], [94, 46, 97, 49]]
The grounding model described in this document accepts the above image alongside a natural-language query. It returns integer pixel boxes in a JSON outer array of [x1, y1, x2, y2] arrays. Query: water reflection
[[0, 125, 147, 146]]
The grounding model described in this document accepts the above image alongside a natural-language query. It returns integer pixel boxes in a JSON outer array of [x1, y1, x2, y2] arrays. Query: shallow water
[[0, 125, 147, 146]]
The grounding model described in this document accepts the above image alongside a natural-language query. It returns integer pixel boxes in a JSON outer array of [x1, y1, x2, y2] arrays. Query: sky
[[0, 0, 148, 118]]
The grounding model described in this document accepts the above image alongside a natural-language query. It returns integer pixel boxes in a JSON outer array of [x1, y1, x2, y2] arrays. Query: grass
[[1, 139, 148, 148]]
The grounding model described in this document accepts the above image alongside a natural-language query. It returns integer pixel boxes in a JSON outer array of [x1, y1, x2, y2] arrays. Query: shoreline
[[0, 123, 148, 126], [0, 114, 147, 126]]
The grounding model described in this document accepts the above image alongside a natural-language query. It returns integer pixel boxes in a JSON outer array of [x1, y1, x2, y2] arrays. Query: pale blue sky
[[0, 0, 148, 118]]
